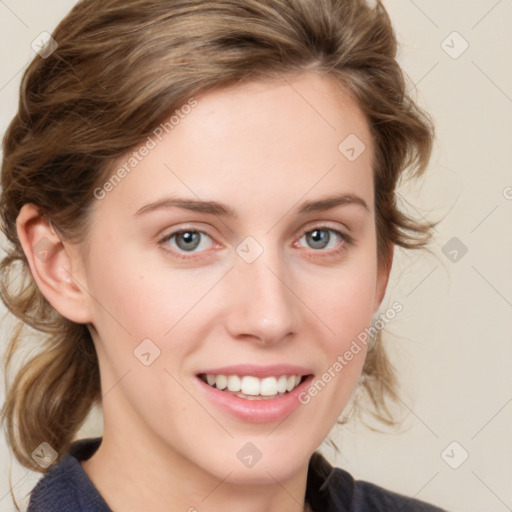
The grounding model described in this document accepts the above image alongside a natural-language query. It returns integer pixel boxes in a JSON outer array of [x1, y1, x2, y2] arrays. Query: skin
[[17, 72, 392, 512]]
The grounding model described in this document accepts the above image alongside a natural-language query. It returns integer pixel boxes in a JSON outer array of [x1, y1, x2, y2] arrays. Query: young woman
[[1, 0, 446, 510]]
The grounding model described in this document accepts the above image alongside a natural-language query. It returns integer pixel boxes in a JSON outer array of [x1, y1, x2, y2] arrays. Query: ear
[[374, 241, 394, 312], [16, 203, 93, 324]]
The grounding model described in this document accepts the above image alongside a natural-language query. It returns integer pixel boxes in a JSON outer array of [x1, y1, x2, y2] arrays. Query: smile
[[199, 374, 304, 400]]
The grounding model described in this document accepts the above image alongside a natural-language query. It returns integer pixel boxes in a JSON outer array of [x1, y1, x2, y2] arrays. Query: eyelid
[[157, 223, 216, 243], [160, 228, 211, 242]]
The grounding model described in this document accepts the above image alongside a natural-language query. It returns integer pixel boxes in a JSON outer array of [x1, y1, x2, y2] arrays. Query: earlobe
[[16, 203, 93, 324]]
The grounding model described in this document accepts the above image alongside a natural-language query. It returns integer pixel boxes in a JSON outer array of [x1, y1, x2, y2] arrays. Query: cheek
[[304, 252, 378, 402], [314, 257, 379, 344], [293, 278, 375, 446], [85, 240, 184, 332], [84, 243, 223, 374], [321, 283, 374, 383]]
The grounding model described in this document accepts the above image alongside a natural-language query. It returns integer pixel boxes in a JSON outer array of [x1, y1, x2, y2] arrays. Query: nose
[[224, 243, 302, 346]]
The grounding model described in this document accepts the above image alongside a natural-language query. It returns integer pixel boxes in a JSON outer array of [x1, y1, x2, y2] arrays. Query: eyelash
[[158, 225, 354, 261]]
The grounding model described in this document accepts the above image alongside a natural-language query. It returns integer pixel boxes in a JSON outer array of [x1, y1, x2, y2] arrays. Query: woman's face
[[78, 73, 389, 483]]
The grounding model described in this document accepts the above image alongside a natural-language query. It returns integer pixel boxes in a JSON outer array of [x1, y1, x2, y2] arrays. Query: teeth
[[241, 376, 260, 396], [202, 374, 304, 398], [276, 375, 288, 393], [260, 377, 277, 396], [227, 375, 241, 392], [286, 376, 296, 392], [216, 375, 228, 390]]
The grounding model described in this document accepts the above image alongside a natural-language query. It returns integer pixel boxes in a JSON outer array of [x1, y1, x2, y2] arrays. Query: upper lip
[[196, 364, 313, 378]]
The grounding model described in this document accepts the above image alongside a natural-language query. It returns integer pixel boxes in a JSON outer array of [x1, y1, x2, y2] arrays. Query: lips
[[195, 364, 314, 423]]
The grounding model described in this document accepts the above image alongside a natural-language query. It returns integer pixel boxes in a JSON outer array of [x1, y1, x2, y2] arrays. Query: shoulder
[[351, 479, 447, 512], [307, 452, 447, 512], [27, 438, 110, 512]]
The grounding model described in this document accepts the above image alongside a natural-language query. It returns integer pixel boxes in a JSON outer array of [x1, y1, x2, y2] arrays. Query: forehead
[[93, 73, 374, 221]]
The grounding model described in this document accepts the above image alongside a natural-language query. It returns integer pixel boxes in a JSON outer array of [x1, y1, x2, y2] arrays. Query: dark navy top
[[27, 437, 446, 511]]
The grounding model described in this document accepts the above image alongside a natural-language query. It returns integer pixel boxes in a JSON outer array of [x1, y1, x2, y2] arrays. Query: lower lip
[[196, 375, 314, 423]]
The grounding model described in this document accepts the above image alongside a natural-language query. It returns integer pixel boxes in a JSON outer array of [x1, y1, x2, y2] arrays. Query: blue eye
[[163, 230, 213, 253], [298, 228, 345, 250]]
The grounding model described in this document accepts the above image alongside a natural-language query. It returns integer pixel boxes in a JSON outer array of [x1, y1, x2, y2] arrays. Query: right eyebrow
[[134, 197, 237, 218]]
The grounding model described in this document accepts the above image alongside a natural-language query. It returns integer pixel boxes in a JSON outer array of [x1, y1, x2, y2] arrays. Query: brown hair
[[1, 0, 434, 476]]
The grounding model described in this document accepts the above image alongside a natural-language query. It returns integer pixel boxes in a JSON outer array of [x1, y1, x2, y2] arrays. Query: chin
[[207, 442, 311, 485]]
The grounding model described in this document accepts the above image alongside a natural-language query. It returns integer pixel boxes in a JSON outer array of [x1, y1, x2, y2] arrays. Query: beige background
[[1, 1, 511, 511]]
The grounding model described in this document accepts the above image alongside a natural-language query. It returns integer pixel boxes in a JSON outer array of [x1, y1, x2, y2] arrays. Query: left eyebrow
[[297, 193, 370, 214], [133, 192, 370, 218]]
